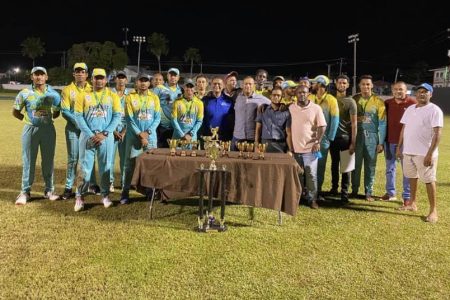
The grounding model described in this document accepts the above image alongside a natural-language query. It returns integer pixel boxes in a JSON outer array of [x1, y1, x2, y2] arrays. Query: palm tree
[[184, 48, 201, 78], [147, 33, 169, 73], [21, 37, 45, 67]]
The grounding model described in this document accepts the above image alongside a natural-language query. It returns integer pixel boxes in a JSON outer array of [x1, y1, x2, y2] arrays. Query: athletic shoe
[[15, 192, 30, 205], [88, 185, 101, 195], [74, 197, 85, 212], [61, 188, 73, 200], [102, 196, 113, 208], [109, 183, 115, 193], [44, 191, 60, 201], [381, 193, 397, 201], [119, 197, 129, 205]]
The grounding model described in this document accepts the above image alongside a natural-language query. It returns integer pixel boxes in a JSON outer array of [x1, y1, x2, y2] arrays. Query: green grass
[[1, 100, 449, 299]]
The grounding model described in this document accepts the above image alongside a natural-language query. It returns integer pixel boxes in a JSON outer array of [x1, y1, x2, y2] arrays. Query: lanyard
[[92, 89, 106, 110], [360, 95, 372, 113], [139, 92, 149, 114], [184, 99, 194, 116]]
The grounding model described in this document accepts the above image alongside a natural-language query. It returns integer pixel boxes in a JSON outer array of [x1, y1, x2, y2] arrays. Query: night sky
[[1, 1, 449, 82]]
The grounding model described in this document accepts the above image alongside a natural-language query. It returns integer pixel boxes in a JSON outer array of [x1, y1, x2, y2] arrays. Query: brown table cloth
[[131, 149, 302, 216]]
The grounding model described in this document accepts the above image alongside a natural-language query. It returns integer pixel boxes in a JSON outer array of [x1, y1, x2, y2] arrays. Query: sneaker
[[109, 183, 115, 193], [381, 193, 397, 201], [62, 188, 73, 200], [119, 197, 129, 205], [317, 194, 326, 202], [15, 192, 30, 205], [88, 185, 101, 195], [329, 188, 339, 195], [310, 200, 319, 209], [366, 195, 375, 202], [102, 196, 113, 208], [44, 191, 60, 201], [74, 197, 85, 212]]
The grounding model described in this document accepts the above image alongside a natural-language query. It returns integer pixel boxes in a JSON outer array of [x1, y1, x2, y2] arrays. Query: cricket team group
[[12, 63, 443, 222]]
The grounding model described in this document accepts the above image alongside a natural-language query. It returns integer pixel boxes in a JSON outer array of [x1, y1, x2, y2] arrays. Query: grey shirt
[[336, 96, 357, 137], [255, 105, 291, 140], [233, 92, 271, 140]]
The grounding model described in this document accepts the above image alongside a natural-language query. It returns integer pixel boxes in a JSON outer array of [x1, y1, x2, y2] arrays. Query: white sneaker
[[102, 196, 113, 208], [109, 183, 115, 193], [44, 191, 60, 201], [74, 197, 85, 212], [15, 192, 30, 205]]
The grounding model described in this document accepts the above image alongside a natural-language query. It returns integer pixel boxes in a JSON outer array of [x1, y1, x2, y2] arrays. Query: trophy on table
[[220, 141, 231, 157], [257, 143, 268, 159], [179, 140, 188, 157], [191, 141, 199, 157], [202, 127, 221, 170], [167, 139, 178, 156], [236, 141, 247, 158], [245, 142, 254, 159]]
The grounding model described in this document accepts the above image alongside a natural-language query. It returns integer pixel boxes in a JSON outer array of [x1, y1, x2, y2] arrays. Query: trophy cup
[[237, 141, 246, 158], [245, 142, 254, 159], [191, 141, 198, 157], [167, 139, 178, 156], [258, 143, 267, 159], [179, 140, 188, 157]]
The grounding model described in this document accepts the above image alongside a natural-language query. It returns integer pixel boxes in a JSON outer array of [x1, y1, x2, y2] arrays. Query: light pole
[[348, 33, 359, 95], [13, 67, 20, 82], [133, 35, 146, 74], [122, 27, 129, 54]]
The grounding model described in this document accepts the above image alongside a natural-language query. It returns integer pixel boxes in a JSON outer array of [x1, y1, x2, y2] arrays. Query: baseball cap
[[273, 75, 285, 82], [416, 83, 433, 93], [137, 73, 152, 81], [92, 68, 106, 78], [311, 75, 330, 86], [115, 70, 127, 77], [168, 68, 180, 76], [225, 71, 238, 81], [184, 78, 195, 87], [281, 80, 298, 90], [299, 76, 310, 82], [73, 62, 88, 71], [31, 66, 47, 75]]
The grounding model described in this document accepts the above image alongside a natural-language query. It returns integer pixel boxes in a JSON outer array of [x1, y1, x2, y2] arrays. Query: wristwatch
[[102, 131, 109, 137], [146, 128, 152, 135]]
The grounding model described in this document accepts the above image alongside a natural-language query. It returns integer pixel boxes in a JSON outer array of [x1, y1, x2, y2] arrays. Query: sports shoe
[[109, 183, 115, 193], [329, 188, 339, 195], [62, 188, 73, 200], [102, 196, 113, 208], [74, 197, 85, 212], [88, 185, 101, 195], [44, 191, 60, 201], [381, 193, 397, 201], [15, 192, 30, 205], [310, 200, 319, 209], [119, 197, 129, 205]]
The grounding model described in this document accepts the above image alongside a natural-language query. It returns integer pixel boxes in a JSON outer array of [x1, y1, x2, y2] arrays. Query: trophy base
[[196, 223, 227, 233]]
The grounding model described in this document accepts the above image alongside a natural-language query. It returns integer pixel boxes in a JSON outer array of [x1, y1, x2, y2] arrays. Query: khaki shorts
[[403, 154, 437, 183]]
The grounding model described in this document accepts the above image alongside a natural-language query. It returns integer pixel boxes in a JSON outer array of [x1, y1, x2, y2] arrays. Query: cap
[[115, 70, 127, 77], [184, 78, 195, 87], [281, 80, 298, 90], [73, 62, 88, 71], [137, 73, 152, 81], [416, 83, 433, 93], [168, 68, 180, 76], [299, 76, 310, 82], [92, 68, 107, 78], [30, 66, 47, 75], [225, 71, 238, 81], [273, 75, 285, 82], [311, 75, 330, 86]]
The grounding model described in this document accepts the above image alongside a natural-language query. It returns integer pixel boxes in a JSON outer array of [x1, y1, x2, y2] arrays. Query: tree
[[21, 37, 45, 67], [67, 41, 128, 73], [147, 33, 169, 73], [184, 48, 201, 78]]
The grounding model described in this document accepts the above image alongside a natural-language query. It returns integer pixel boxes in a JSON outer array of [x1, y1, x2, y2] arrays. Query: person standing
[[73, 68, 121, 211], [120, 73, 161, 204], [287, 85, 327, 209], [255, 69, 269, 95], [351, 75, 386, 201], [382, 81, 416, 205], [195, 74, 209, 100], [396, 83, 443, 223], [329, 74, 357, 203], [14, 67, 61, 204]]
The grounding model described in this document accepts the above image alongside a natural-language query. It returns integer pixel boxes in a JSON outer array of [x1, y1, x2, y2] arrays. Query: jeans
[[385, 142, 410, 199], [293, 152, 318, 203]]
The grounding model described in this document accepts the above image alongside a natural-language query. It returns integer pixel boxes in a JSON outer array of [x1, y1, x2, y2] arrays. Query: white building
[[430, 66, 450, 88]]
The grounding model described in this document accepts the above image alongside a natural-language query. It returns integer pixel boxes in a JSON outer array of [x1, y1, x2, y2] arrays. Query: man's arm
[[349, 114, 357, 154], [286, 127, 293, 156], [424, 127, 442, 167], [313, 125, 326, 153], [395, 125, 404, 160], [255, 122, 262, 145], [12, 109, 24, 121]]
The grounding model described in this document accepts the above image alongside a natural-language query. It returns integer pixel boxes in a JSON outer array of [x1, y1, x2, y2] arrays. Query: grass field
[[1, 100, 449, 299]]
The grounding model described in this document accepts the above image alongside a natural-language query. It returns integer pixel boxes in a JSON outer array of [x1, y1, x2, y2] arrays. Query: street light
[[13, 67, 20, 82], [122, 27, 129, 54], [133, 35, 146, 74], [348, 33, 359, 95]]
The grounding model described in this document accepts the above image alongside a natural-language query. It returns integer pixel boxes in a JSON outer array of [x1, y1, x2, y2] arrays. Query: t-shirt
[[336, 96, 357, 137], [400, 103, 443, 157], [255, 105, 291, 140], [289, 102, 327, 153], [384, 97, 417, 144]]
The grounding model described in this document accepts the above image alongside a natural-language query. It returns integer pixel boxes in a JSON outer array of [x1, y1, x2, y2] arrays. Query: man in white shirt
[[396, 83, 443, 223]]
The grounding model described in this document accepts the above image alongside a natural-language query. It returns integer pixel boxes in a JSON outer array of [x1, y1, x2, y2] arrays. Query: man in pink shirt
[[287, 85, 327, 209]]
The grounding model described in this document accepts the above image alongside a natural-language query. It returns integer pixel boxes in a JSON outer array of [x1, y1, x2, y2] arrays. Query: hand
[[348, 143, 355, 155], [287, 151, 293, 157], [183, 133, 192, 142], [91, 133, 105, 146], [141, 138, 149, 148], [113, 131, 122, 141], [423, 153, 433, 167], [311, 142, 320, 153], [376, 144, 384, 153], [395, 148, 403, 161], [138, 131, 149, 140]]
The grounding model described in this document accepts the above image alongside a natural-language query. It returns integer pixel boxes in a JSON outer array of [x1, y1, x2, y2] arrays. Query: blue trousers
[[317, 142, 330, 193], [21, 124, 56, 193], [110, 136, 127, 186], [64, 123, 97, 190], [352, 131, 378, 196], [385, 142, 410, 200], [293, 152, 318, 203], [76, 133, 114, 197]]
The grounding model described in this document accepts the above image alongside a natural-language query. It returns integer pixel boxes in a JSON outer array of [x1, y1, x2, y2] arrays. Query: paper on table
[[340, 150, 355, 173]]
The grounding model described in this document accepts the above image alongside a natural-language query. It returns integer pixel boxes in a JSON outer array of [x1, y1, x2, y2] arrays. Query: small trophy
[[179, 140, 188, 157], [220, 141, 230, 157], [258, 143, 267, 159], [167, 139, 178, 156], [191, 141, 198, 157], [245, 142, 254, 159], [237, 141, 246, 158]]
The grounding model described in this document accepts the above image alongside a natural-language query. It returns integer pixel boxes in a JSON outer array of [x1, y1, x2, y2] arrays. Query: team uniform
[[153, 83, 182, 147], [14, 85, 61, 196], [74, 88, 121, 197], [171, 97, 204, 140]]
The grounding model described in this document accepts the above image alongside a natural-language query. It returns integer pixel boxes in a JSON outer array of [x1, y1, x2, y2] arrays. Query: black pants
[[329, 135, 351, 198], [157, 126, 174, 148]]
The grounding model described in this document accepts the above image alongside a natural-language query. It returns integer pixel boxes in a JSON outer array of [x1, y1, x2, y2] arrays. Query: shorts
[[403, 154, 437, 183]]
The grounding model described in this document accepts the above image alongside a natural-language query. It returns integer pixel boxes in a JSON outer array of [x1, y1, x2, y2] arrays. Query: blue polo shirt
[[202, 92, 234, 140]]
